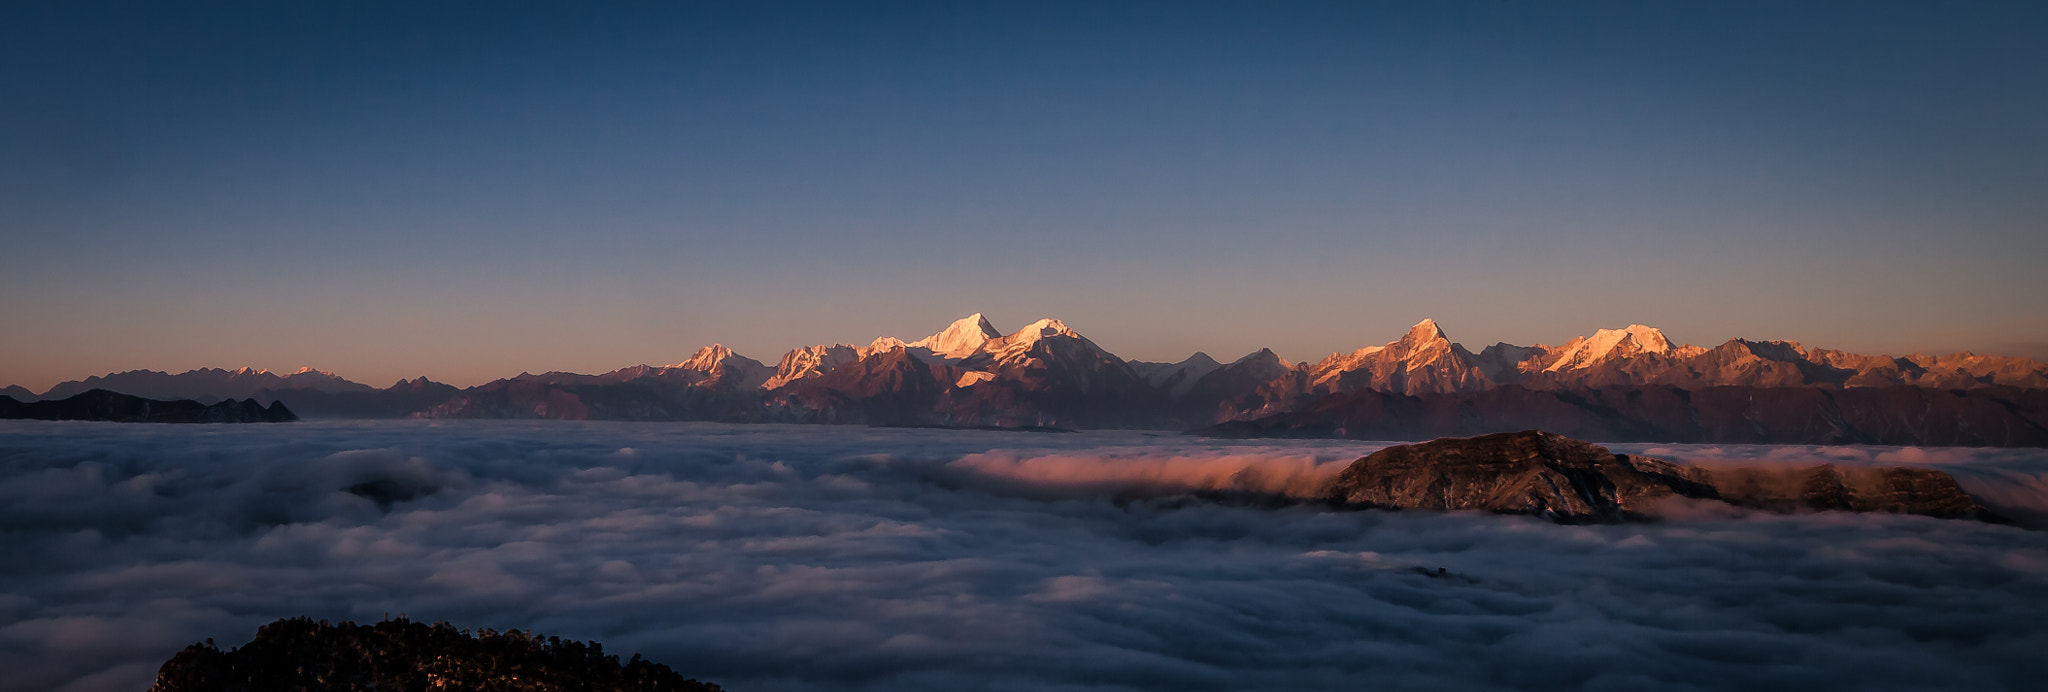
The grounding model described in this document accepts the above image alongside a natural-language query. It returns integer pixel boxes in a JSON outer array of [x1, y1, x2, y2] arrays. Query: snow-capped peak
[[1544, 324, 1674, 372], [910, 313, 1004, 359], [762, 344, 860, 390], [1402, 319, 1447, 344], [979, 317, 1091, 363], [1015, 318, 1078, 340], [862, 336, 908, 356], [674, 344, 737, 371]]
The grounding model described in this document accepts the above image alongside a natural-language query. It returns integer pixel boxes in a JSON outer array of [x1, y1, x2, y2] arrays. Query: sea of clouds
[[1, 420, 2044, 692]]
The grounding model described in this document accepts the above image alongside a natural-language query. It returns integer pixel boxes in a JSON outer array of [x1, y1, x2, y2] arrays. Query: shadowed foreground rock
[[150, 617, 722, 692], [0, 389, 295, 423], [1320, 431, 2006, 523]]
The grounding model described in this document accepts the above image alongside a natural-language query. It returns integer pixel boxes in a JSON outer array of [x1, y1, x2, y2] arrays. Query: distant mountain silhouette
[[0, 390, 295, 423], [1199, 385, 2048, 448], [38, 366, 371, 402], [150, 617, 721, 692], [253, 377, 460, 419]]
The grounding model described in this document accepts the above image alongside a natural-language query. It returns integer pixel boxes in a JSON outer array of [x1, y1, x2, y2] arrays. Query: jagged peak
[[1543, 324, 1678, 372], [860, 336, 908, 357], [976, 318, 1096, 364], [1403, 318, 1447, 343], [1013, 317, 1078, 340], [1610, 324, 1672, 351], [910, 313, 1005, 358], [762, 343, 861, 389], [1233, 348, 1291, 368], [1341, 345, 1387, 359], [1732, 339, 1809, 362], [673, 344, 739, 371]]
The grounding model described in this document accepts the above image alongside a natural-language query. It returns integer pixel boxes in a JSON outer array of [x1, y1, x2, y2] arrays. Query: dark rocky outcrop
[[150, 617, 721, 692], [1319, 431, 2005, 523], [1706, 463, 2002, 520], [0, 390, 296, 423], [1321, 431, 1719, 523]]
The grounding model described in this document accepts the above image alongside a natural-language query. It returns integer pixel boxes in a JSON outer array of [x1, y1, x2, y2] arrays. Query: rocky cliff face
[[1318, 431, 2006, 523], [1302, 319, 1494, 397], [1706, 463, 1998, 520], [773, 347, 962, 424], [1128, 352, 1222, 398], [1321, 431, 1716, 523]]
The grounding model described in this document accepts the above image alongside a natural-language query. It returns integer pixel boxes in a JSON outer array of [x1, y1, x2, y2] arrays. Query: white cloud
[[0, 421, 2043, 692]]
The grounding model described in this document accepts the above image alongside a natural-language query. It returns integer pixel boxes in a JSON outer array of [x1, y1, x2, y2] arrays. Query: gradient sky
[[4, 1, 2045, 391]]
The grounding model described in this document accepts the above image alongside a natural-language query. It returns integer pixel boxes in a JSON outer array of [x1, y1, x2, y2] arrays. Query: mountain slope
[[1302, 319, 1494, 396], [936, 319, 1172, 428], [1200, 385, 2048, 447], [1129, 352, 1223, 397], [908, 313, 1004, 360], [12, 316, 2046, 438], [1, 390, 297, 423], [39, 367, 374, 402]]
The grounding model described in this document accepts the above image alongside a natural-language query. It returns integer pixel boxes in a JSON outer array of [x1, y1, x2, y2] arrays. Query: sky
[[3, 1, 2046, 390]]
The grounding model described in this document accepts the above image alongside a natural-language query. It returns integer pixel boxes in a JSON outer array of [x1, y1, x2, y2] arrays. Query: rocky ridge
[[12, 316, 2048, 442], [0, 390, 296, 423], [1320, 431, 2005, 523]]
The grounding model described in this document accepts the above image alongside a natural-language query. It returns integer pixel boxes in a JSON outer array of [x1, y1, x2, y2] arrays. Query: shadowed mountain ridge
[[12, 317, 2048, 443]]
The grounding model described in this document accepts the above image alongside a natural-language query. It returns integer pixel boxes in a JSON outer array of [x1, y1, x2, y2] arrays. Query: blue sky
[[3, 1, 2045, 389]]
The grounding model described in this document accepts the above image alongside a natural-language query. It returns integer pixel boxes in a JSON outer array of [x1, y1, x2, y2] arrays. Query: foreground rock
[[1320, 431, 2005, 523], [0, 389, 295, 423], [151, 617, 722, 692]]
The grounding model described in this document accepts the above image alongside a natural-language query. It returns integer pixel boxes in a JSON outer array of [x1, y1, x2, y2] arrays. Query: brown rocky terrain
[[1320, 431, 1715, 522], [1318, 431, 2007, 523]]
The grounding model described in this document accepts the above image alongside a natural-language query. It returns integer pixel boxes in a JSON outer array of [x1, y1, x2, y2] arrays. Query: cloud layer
[[1, 421, 2044, 692]]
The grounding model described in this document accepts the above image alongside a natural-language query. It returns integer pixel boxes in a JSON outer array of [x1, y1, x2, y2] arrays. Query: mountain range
[[10, 315, 2048, 445]]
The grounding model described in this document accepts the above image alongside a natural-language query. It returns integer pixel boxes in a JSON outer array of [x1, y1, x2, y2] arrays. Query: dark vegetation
[[150, 617, 722, 692]]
